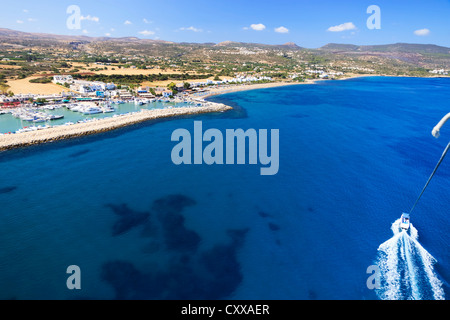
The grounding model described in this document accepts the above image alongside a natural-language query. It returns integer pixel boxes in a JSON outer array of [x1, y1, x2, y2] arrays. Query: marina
[[0, 97, 220, 135], [0, 98, 232, 151]]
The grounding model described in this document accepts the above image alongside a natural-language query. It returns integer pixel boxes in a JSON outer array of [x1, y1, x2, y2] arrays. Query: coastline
[[0, 81, 313, 152], [0, 103, 232, 151], [200, 74, 381, 99], [201, 81, 311, 99], [1, 74, 443, 152]]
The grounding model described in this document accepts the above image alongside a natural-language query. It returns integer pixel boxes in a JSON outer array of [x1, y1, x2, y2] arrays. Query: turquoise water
[[0, 77, 449, 299], [0, 101, 184, 134]]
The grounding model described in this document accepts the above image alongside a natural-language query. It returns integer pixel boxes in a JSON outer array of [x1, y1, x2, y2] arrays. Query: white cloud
[[23, 9, 29, 13], [16, 20, 24, 24], [179, 26, 203, 32], [105, 33, 111, 37], [27, 18, 37, 22], [414, 28, 430, 36], [275, 26, 289, 34], [110, 28, 115, 32], [327, 22, 356, 32], [82, 29, 89, 34], [143, 18, 152, 24], [139, 30, 156, 36], [81, 15, 99, 23], [250, 23, 266, 31], [124, 20, 132, 25]]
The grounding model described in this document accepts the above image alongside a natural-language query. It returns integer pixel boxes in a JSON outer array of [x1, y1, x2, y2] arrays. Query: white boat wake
[[375, 219, 445, 300]]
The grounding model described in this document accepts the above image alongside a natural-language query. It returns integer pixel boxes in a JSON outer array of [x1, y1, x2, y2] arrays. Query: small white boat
[[400, 213, 410, 231], [48, 114, 64, 120], [82, 107, 102, 115], [102, 106, 115, 113], [69, 104, 82, 112]]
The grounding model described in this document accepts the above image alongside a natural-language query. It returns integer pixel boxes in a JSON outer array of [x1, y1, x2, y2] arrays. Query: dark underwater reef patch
[[308, 290, 318, 300], [256, 208, 282, 244], [106, 194, 199, 251], [152, 194, 200, 252], [268, 222, 280, 231], [100, 228, 249, 300], [103, 194, 248, 299], [258, 211, 272, 218], [0, 186, 17, 194], [101, 260, 168, 300], [106, 203, 150, 236], [152, 194, 197, 215], [157, 209, 201, 252]]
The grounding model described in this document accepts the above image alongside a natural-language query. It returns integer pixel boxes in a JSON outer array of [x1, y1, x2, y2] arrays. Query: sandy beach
[[199, 73, 389, 99], [0, 103, 232, 151], [200, 73, 384, 99], [201, 80, 315, 99]]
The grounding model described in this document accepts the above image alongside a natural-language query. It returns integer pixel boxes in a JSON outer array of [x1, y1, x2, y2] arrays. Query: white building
[[69, 80, 116, 94], [52, 75, 74, 85], [429, 69, 448, 75]]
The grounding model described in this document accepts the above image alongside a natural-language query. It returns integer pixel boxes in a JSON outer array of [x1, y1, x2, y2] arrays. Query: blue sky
[[2, 0, 450, 48]]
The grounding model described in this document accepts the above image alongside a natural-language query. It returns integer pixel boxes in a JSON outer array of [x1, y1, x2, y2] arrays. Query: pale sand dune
[[7, 76, 74, 95]]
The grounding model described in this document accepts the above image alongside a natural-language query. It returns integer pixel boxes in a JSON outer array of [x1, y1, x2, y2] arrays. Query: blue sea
[[0, 76, 449, 300]]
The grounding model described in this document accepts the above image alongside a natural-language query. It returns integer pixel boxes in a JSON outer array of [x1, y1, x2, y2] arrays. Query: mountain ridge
[[1, 28, 449, 53]]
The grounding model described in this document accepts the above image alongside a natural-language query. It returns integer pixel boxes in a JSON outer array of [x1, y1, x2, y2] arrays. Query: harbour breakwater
[[0, 103, 232, 151]]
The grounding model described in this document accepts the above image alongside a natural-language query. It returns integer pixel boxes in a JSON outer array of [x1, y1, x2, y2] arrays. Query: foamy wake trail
[[375, 219, 444, 300]]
